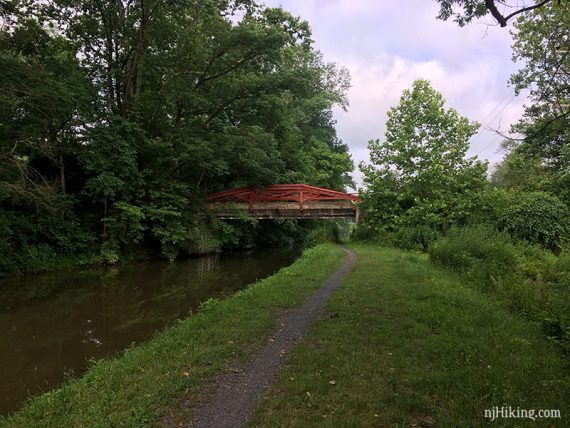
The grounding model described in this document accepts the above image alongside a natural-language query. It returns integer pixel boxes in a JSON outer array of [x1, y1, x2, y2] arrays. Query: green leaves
[[360, 80, 487, 232], [478, 189, 570, 250], [81, 117, 144, 203], [0, 1, 354, 273], [506, 3, 570, 206], [435, 0, 489, 26]]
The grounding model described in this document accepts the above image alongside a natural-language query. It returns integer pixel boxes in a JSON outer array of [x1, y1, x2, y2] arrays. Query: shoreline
[[3, 243, 567, 427], [1, 244, 346, 426]]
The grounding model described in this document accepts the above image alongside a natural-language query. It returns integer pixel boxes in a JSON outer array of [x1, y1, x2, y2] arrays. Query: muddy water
[[0, 247, 299, 415]]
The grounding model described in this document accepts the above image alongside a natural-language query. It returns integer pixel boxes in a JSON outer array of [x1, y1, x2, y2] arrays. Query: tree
[[0, 1, 354, 274], [435, 0, 560, 27], [0, 19, 93, 199], [436, 1, 570, 207], [490, 150, 551, 191], [506, 3, 570, 204], [360, 80, 487, 232]]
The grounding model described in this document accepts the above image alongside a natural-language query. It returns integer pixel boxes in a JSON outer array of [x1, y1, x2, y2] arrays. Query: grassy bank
[[250, 244, 568, 427], [1, 244, 346, 427]]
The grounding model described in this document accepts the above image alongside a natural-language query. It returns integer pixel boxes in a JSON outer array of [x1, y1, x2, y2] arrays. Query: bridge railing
[[208, 184, 359, 208], [207, 184, 361, 221]]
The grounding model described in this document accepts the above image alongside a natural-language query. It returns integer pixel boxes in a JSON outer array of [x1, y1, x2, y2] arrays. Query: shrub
[[393, 225, 440, 251], [351, 224, 393, 246], [428, 224, 518, 286], [552, 251, 570, 287], [515, 242, 557, 283], [479, 189, 569, 250], [304, 223, 341, 249], [22, 244, 60, 272], [429, 225, 570, 352]]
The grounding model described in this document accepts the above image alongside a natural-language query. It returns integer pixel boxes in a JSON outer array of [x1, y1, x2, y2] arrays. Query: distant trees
[[360, 80, 487, 234]]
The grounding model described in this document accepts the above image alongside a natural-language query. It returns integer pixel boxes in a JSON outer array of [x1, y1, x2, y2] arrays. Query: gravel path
[[183, 246, 356, 428]]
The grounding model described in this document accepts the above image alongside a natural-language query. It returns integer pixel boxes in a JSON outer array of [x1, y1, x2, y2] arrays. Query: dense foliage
[[358, 4, 569, 352], [359, 80, 487, 236], [430, 225, 569, 351], [477, 189, 569, 250], [505, 2, 570, 206], [0, 1, 354, 275]]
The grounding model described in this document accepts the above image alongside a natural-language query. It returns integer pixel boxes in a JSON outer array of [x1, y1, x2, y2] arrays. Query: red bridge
[[207, 184, 360, 221]]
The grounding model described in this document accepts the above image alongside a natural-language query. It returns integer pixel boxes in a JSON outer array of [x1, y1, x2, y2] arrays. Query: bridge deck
[[207, 184, 360, 221], [208, 201, 359, 220]]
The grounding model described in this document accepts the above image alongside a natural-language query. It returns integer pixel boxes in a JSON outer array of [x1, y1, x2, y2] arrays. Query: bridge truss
[[207, 184, 360, 221]]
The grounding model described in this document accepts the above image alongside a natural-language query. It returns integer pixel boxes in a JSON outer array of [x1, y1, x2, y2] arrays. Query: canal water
[[0, 247, 300, 415]]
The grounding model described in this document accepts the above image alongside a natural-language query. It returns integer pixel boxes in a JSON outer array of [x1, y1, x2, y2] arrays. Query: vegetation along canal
[[0, 247, 300, 415]]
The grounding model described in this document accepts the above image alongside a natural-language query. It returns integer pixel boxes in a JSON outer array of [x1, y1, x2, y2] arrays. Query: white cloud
[[263, 0, 528, 185]]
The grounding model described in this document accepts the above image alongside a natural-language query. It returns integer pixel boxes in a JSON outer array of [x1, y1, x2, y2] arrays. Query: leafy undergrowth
[[249, 244, 568, 427], [1, 245, 346, 428], [429, 224, 570, 352]]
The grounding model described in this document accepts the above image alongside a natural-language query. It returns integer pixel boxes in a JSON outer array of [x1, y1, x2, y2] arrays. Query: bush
[[304, 223, 341, 249], [393, 225, 439, 251], [429, 224, 518, 285], [515, 242, 557, 283], [429, 225, 570, 352], [553, 251, 570, 286], [351, 224, 393, 246], [479, 189, 569, 250]]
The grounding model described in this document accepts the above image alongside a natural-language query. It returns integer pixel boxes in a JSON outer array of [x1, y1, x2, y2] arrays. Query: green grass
[[1, 244, 346, 428], [249, 244, 569, 427]]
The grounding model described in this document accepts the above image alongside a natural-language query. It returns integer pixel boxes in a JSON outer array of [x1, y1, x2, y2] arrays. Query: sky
[[263, 0, 529, 187]]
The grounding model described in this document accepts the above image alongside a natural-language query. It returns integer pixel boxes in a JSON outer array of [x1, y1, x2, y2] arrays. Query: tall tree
[[435, 0, 569, 206], [360, 80, 487, 231], [0, 19, 93, 200], [507, 2, 570, 204], [0, 1, 354, 273]]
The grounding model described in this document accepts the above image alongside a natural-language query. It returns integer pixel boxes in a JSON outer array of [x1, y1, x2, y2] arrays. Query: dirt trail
[[175, 246, 356, 428]]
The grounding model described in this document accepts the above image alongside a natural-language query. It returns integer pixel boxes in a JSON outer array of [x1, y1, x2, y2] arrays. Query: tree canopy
[[0, 0, 354, 274], [436, 0, 569, 206], [360, 80, 487, 233]]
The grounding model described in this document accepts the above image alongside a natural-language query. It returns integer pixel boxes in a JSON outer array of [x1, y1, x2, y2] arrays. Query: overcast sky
[[263, 0, 528, 187]]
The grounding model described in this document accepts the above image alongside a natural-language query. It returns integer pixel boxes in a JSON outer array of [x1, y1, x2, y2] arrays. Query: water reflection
[[0, 247, 298, 415]]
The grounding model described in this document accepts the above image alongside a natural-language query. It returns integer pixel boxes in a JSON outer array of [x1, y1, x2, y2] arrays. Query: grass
[[0, 244, 346, 428], [249, 244, 568, 427], [428, 224, 570, 352]]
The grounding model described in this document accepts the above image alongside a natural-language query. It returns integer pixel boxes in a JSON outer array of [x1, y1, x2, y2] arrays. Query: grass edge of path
[[249, 243, 569, 427]]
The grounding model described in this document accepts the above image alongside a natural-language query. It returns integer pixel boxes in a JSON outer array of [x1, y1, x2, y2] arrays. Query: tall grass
[[428, 224, 569, 352], [303, 222, 341, 248], [428, 225, 518, 286]]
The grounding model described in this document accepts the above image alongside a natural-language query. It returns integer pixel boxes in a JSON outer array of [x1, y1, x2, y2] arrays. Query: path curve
[[187, 246, 356, 428]]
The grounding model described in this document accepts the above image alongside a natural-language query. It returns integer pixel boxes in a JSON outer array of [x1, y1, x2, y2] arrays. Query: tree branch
[[503, 0, 553, 24], [485, 0, 508, 26], [485, 0, 554, 27], [494, 109, 570, 142]]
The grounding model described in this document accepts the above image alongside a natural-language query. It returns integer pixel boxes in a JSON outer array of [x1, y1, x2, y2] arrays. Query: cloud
[[263, 0, 528, 185]]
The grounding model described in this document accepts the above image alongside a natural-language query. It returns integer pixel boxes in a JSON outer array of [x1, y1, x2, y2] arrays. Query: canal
[[0, 247, 299, 415]]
